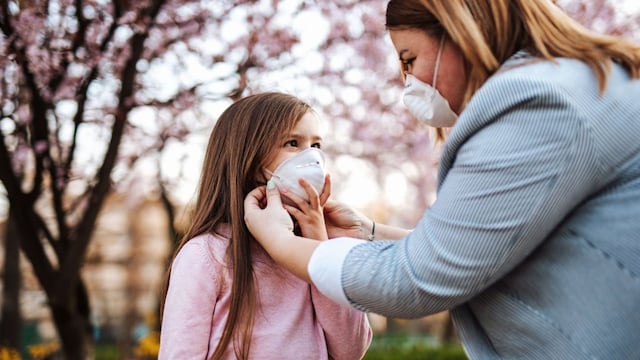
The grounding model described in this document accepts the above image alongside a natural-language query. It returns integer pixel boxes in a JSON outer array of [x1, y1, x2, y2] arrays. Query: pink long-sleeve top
[[159, 225, 372, 360]]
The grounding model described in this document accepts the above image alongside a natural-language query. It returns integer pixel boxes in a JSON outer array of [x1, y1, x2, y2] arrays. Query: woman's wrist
[[366, 222, 412, 241], [367, 220, 376, 241], [357, 215, 372, 240]]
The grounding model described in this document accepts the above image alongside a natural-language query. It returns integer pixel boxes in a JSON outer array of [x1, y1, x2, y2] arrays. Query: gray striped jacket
[[342, 55, 640, 359]]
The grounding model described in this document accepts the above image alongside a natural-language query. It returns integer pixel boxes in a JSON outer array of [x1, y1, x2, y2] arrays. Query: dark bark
[[0, 213, 22, 351]]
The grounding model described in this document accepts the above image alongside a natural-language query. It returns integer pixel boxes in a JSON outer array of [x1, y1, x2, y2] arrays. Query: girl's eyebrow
[[288, 133, 323, 142]]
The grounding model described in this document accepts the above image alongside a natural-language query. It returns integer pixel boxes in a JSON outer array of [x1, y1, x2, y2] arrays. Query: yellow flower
[[133, 331, 160, 359], [28, 341, 60, 359], [0, 347, 21, 360]]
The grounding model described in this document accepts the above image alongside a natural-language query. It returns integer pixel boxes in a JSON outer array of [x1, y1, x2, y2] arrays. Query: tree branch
[[58, 0, 169, 297], [0, 132, 57, 295]]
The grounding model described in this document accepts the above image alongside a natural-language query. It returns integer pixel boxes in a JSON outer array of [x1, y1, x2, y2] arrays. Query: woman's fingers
[[244, 185, 266, 211], [244, 181, 294, 237], [319, 173, 331, 206]]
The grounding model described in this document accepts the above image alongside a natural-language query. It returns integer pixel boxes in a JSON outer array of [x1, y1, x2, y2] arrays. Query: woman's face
[[389, 28, 467, 114], [263, 111, 323, 177]]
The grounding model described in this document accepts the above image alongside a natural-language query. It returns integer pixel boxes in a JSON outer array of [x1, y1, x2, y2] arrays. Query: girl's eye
[[312, 142, 322, 149], [284, 139, 298, 147]]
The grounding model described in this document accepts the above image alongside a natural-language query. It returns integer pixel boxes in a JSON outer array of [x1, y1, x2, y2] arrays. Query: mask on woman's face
[[265, 148, 326, 206], [402, 35, 458, 128]]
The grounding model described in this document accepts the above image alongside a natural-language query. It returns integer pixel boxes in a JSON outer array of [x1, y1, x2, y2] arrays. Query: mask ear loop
[[263, 168, 280, 182], [432, 34, 446, 89]]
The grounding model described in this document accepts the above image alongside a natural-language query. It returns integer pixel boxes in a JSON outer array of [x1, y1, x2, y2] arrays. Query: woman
[[244, 1, 640, 358]]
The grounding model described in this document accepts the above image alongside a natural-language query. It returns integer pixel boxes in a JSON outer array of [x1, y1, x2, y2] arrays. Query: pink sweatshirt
[[159, 225, 372, 359]]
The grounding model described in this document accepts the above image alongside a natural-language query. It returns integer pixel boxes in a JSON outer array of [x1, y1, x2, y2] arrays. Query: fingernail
[[267, 179, 276, 189]]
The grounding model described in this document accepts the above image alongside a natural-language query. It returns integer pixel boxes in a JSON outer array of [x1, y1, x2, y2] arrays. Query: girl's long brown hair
[[386, 0, 640, 141], [161, 92, 313, 359]]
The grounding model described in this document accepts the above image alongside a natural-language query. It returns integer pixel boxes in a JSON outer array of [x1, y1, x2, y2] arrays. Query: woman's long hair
[[161, 92, 313, 359], [386, 0, 640, 140]]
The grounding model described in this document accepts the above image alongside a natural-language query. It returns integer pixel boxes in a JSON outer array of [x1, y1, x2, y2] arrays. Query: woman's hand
[[282, 176, 330, 240], [244, 180, 320, 282], [323, 200, 369, 239], [244, 182, 295, 247]]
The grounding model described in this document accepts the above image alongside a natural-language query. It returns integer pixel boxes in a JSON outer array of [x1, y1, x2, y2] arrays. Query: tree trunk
[[0, 213, 22, 351], [46, 278, 93, 359], [50, 298, 91, 360]]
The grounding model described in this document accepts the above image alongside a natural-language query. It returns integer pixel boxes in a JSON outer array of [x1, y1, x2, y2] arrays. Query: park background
[[1, 0, 639, 359]]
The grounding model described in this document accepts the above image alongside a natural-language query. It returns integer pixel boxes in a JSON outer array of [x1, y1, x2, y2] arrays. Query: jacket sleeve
[[159, 241, 219, 359], [339, 74, 604, 318], [311, 284, 372, 360]]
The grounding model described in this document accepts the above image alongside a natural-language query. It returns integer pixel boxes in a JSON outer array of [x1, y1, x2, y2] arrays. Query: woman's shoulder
[[445, 56, 592, 165], [490, 55, 600, 97], [464, 56, 594, 125]]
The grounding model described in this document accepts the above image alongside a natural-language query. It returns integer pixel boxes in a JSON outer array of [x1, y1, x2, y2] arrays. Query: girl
[[159, 92, 372, 359]]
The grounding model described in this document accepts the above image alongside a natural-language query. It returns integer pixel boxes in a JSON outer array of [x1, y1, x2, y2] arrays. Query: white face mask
[[265, 148, 326, 206], [402, 35, 458, 128]]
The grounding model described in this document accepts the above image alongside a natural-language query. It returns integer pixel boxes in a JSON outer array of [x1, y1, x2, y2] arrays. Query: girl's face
[[263, 111, 323, 178], [389, 28, 467, 114]]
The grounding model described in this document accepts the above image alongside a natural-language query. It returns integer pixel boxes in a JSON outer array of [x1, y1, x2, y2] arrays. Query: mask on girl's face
[[402, 35, 458, 128], [265, 148, 326, 206]]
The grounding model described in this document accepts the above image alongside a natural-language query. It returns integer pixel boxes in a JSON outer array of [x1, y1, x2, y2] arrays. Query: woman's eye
[[312, 142, 322, 149], [401, 58, 415, 67], [401, 58, 415, 72], [284, 139, 298, 147]]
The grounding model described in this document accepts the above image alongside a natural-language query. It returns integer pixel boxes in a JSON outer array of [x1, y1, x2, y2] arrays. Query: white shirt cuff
[[308, 237, 366, 307]]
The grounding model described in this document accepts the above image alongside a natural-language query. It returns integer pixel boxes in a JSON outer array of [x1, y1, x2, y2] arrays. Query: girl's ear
[[255, 170, 269, 186]]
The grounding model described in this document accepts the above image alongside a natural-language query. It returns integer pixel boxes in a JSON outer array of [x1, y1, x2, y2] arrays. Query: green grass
[[94, 345, 119, 360], [363, 334, 468, 360], [88, 334, 469, 360]]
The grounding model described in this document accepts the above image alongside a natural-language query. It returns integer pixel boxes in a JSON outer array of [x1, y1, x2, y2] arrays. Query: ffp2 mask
[[402, 35, 458, 128], [265, 148, 326, 206]]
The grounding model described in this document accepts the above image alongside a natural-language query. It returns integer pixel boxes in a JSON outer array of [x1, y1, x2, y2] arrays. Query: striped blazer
[[341, 55, 640, 359]]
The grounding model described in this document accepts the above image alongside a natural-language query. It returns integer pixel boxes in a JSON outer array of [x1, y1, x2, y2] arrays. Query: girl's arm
[[284, 180, 372, 358], [310, 285, 372, 359], [159, 241, 219, 359]]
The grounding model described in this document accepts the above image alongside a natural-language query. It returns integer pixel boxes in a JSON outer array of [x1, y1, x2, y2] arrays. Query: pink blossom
[[34, 140, 49, 155]]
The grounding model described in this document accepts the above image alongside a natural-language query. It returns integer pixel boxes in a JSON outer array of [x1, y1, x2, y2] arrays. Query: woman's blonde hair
[[161, 92, 313, 360], [386, 0, 640, 141]]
